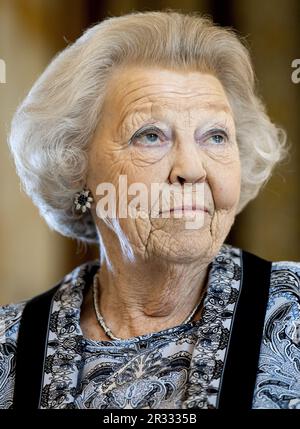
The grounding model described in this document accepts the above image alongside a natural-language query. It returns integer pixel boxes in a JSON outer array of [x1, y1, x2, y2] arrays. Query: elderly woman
[[1, 10, 299, 410]]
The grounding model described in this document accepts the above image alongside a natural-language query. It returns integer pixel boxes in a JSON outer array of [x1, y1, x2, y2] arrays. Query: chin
[[150, 211, 211, 231], [148, 227, 214, 263]]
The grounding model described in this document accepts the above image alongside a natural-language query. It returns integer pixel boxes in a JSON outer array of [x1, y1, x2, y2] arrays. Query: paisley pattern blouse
[[0, 243, 300, 409]]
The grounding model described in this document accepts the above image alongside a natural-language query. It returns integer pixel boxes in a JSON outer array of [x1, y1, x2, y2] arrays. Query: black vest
[[12, 250, 272, 410]]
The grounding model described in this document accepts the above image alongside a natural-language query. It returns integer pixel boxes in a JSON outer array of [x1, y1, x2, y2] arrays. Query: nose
[[168, 142, 207, 186]]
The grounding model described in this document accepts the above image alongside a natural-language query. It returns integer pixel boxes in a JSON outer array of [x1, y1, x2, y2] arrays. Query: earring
[[74, 188, 94, 213]]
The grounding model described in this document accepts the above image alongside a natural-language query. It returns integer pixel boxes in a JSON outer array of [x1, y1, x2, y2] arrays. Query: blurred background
[[0, 0, 299, 304]]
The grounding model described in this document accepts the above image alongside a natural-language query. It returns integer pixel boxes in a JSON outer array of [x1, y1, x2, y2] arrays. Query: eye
[[204, 129, 229, 145], [129, 126, 165, 146], [209, 134, 225, 144], [142, 132, 159, 144]]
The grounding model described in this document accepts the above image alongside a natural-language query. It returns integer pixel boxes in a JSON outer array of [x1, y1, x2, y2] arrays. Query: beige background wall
[[228, 0, 300, 260], [0, 0, 89, 304], [0, 0, 299, 305]]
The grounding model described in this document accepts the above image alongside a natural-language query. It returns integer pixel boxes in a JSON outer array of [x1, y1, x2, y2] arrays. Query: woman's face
[[87, 65, 241, 263]]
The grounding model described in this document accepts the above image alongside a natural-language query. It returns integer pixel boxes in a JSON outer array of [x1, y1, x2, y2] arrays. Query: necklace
[[92, 272, 205, 341]]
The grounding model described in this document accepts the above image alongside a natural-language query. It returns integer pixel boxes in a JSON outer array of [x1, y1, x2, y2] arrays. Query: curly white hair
[[8, 10, 288, 243]]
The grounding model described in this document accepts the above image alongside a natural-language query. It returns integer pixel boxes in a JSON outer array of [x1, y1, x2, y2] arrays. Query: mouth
[[159, 205, 209, 215]]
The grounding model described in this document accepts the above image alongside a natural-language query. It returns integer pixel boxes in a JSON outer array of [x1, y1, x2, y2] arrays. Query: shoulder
[[224, 247, 300, 408], [0, 259, 98, 409], [0, 300, 26, 408], [271, 258, 300, 280], [268, 259, 300, 317], [253, 258, 300, 409], [0, 258, 99, 349], [0, 299, 27, 371], [0, 300, 26, 344]]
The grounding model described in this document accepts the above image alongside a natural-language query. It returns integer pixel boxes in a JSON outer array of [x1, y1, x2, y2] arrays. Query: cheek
[[89, 142, 169, 184], [210, 163, 241, 210], [88, 147, 170, 213]]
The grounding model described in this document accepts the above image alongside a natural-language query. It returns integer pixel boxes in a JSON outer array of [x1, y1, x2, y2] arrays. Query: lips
[[159, 205, 209, 214]]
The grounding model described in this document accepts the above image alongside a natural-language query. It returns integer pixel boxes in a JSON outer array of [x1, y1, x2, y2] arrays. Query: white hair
[[8, 9, 289, 244]]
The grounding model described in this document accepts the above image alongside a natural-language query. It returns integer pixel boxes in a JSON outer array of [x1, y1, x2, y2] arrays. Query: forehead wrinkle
[[118, 83, 230, 111], [119, 100, 233, 132], [118, 88, 227, 109], [115, 81, 228, 118], [112, 70, 226, 97], [109, 66, 228, 109], [115, 72, 215, 90]]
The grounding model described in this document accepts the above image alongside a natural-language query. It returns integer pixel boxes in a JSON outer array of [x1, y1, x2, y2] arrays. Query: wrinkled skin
[[81, 65, 241, 340]]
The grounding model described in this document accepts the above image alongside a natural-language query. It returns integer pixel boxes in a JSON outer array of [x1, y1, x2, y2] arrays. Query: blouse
[[1, 243, 300, 409]]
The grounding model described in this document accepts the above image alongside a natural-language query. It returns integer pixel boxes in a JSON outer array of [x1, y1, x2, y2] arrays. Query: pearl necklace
[[92, 273, 205, 341]]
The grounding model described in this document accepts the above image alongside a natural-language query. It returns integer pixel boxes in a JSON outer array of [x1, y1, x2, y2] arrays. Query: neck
[[81, 248, 211, 341]]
